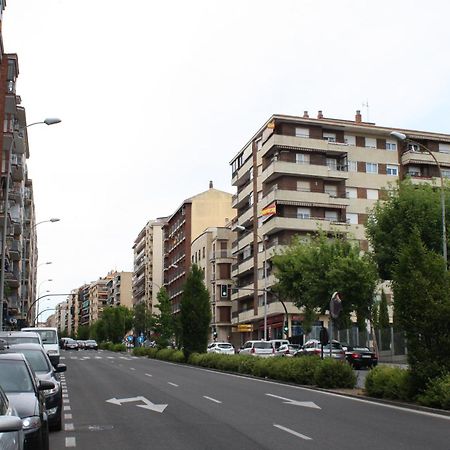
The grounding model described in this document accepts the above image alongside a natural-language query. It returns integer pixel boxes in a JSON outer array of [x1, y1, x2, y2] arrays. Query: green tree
[[180, 265, 211, 359], [366, 180, 447, 280], [151, 287, 174, 349], [76, 325, 90, 340], [133, 303, 151, 337], [378, 290, 390, 328], [93, 306, 133, 343], [272, 233, 378, 333], [392, 231, 450, 392]]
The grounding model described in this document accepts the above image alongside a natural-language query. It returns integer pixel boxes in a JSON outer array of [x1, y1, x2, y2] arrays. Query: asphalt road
[[50, 350, 450, 450]]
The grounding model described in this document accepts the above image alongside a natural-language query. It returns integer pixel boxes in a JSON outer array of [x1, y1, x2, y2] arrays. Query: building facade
[[107, 271, 133, 308], [230, 110, 450, 343], [163, 182, 234, 313]]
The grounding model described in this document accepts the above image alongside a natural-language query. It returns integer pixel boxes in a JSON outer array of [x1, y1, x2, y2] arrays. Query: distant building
[[107, 271, 133, 308]]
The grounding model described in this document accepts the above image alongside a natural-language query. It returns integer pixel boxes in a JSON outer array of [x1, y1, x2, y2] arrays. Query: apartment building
[[191, 226, 236, 343], [132, 217, 167, 313], [230, 110, 450, 342], [55, 302, 67, 335], [89, 275, 113, 323], [79, 284, 91, 327], [163, 182, 234, 313], [107, 271, 133, 308]]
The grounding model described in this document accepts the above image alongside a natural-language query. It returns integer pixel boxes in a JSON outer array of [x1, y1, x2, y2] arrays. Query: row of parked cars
[[0, 328, 65, 450], [207, 339, 378, 369], [59, 338, 98, 351]]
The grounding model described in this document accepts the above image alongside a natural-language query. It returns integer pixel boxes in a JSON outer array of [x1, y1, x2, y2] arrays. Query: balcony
[[232, 180, 253, 209], [5, 271, 19, 288], [261, 133, 350, 158], [232, 155, 253, 187], [262, 188, 349, 210], [401, 150, 450, 167], [8, 240, 21, 261], [260, 215, 350, 237], [262, 160, 349, 184], [209, 250, 234, 263], [231, 231, 253, 253], [231, 256, 254, 277]]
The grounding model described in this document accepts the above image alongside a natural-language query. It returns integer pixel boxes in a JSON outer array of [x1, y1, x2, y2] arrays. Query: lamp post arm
[[33, 307, 56, 326], [25, 293, 73, 322]]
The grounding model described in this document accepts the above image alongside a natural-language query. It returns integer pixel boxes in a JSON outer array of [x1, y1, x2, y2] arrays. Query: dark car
[[4, 344, 66, 431], [0, 353, 53, 450], [84, 340, 98, 350], [343, 345, 378, 369], [64, 339, 78, 350], [0, 383, 24, 450]]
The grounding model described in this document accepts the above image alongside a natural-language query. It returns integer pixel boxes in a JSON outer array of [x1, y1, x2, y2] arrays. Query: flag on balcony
[[261, 202, 276, 217]]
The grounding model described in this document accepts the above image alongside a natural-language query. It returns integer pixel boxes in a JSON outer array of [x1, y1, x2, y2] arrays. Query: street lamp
[[37, 262, 52, 269], [0, 118, 61, 330], [390, 131, 447, 268], [235, 225, 268, 340], [36, 279, 53, 322]]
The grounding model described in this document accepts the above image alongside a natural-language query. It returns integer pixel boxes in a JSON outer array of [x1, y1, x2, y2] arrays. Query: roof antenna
[[362, 100, 370, 122]]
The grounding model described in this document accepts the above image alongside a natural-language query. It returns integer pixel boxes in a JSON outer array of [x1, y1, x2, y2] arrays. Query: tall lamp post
[[235, 225, 268, 340], [0, 118, 61, 331], [390, 131, 447, 268]]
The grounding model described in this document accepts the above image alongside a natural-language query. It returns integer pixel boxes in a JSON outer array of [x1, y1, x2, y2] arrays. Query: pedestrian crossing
[[61, 354, 138, 361]]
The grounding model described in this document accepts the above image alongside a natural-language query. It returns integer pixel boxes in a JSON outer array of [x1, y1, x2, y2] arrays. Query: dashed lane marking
[[145, 373, 152, 377], [65, 437, 76, 447], [168, 382, 179, 387], [64, 414, 72, 420], [273, 424, 312, 441], [203, 396, 222, 404], [65, 423, 75, 431], [64, 406, 71, 411]]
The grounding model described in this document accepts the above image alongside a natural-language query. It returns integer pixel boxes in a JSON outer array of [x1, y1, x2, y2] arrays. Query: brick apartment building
[[230, 110, 450, 343]]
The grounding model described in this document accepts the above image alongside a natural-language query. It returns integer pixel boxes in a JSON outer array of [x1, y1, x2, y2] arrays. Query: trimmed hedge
[[417, 374, 450, 410], [314, 358, 356, 389], [365, 366, 413, 401]]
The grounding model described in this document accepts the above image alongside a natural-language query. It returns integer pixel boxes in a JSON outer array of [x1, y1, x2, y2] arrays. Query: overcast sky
[[4, 0, 450, 320]]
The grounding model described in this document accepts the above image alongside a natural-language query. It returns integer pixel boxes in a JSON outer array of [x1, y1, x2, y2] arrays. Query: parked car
[[207, 342, 235, 355], [21, 328, 60, 368], [64, 339, 79, 350], [343, 345, 378, 369], [295, 339, 346, 360], [4, 344, 66, 431], [275, 344, 301, 357], [0, 332, 42, 347], [0, 384, 24, 450], [239, 340, 275, 357], [0, 353, 53, 450], [84, 340, 98, 350], [76, 340, 85, 350], [269, 339, 290, 351]]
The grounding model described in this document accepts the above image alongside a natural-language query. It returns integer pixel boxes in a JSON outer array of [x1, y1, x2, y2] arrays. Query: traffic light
[[283, 321, 289, 335], [220, 285, 228, 298]]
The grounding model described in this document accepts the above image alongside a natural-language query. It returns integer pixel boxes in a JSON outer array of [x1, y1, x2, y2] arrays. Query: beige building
[[89, 275, 113, 323], [230, 110, 450, 343], [163, 182, 235, 313], [191, 226, 236, 343], [107, 271, 133, 308]]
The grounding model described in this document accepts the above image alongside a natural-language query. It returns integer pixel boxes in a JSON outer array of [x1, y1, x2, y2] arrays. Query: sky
[[3, 0, 450, 320]]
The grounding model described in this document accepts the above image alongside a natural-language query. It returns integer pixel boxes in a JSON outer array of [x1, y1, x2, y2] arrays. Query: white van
[[269, 339, 290, 351], [21, 327, 60, 366]]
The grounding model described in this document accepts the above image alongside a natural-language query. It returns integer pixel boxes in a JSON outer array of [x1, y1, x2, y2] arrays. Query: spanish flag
[[261, 202, 276, 217]]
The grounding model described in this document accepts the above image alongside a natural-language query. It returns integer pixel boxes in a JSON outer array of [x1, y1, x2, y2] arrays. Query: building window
[[295, 127, 309, 138], [325, 210, 338, 221], [367, 189, 379, 200], [386, 164, 399, 176], [386, 140, 397, 151], [365, 137, 377, 148], [297, 207, 311, 219], [346, 187, 357, 199], [347, 160, 358, 172], [324, 184, 337, 197], [296, 153, 310, 164], [366, 162, 378, 174], [407, 143, 420, 152], [344, 135, 356, 146], [439, 143, 450, 154], [442, 169, 450, 178], [202, 247, 205, 259], [346, 213, 358, 224], [297, 180, 310, 192], [326, 158, 338, 170], [323, 132, 336, 143], [406, 166, 421, 176]]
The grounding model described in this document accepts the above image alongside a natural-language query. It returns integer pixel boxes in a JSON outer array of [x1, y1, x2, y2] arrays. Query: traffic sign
[[237, 324, 252, 332]]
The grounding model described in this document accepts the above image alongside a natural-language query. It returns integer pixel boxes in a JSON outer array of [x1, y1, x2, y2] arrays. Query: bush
[[112, 343, 126, 352], [417, 373, 450, 410], [365, 366, 412, 401], [314, 359, 356, 389], [291, 357, 322, 385], [99, 341, 114, 351]]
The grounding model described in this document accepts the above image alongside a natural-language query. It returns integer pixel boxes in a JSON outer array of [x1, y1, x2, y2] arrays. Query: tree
[[272, 233, 378, 333], [150, 287, 174, 349], [392, 230, 450, 392], [366, 180, 447, 280], [91, 306, 133, 343], [133, 303, 151, 337], [378, 290, 390, 329], [180, 265, 211, 359], [76, 325, 90, 340]]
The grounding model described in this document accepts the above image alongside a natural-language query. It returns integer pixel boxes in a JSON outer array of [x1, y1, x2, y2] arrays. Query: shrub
[[155, 348, 176, 361], [365, 366, 412, 401], [290, 357, 321, 385], [168, 350, 185, 363], [417, 373, 450, 410], [314, 359, 356, 389], [112, 343, 126, 352], [237, 355, 259, 375]]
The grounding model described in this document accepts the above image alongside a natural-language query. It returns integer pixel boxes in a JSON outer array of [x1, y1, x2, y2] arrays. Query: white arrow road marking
[[106, 396, 168, 413], [266, 393, 321, 409], [168, 382, 179, 387], [273, 424, 312, 441], [203, 396, 222, 404]]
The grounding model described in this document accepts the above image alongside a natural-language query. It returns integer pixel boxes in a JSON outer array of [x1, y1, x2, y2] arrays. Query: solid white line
[[60, 357, 66, 360], [168, 382, 179, 387], [203, 396, 222, 404], [145, 373, 152, 377], [130, 368, 136, 371], [63, 406, 71, 411], [65, 437, 76, 447], [64, 414, 72, 420], [273, 424, 312, 441], [65, 423, 75, 431]]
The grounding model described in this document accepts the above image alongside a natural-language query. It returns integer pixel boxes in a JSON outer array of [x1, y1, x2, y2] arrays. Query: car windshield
[[17, 349, 51, 373], [254, 342, 273, 349], [1, 336, 40, 345], [352, 347, 370, 352], [323, 342, 343, 350], [86, 340, 96, 344], [35, 330, 58, 344], [0, 360, 34, 393], [218, 344, 232, 349]]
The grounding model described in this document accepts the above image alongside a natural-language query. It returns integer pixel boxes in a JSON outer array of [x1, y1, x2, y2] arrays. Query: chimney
[[303, 111, 309, 118], [209, 180, 213, 189], [355, 110, 362, 123], [317, 110, 323, 119]]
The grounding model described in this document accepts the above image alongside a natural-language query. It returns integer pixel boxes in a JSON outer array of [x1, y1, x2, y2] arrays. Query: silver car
[[0, 385, 24, 450], [295, 339, 346, 360], [239, 340, 275, 357], [207, 342, 235, 355]]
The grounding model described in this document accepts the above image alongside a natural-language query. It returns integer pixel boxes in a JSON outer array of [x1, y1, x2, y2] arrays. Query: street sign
[[237, 324, 252, 332]]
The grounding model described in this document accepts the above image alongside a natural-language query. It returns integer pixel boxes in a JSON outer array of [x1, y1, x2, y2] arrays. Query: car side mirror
[[55, 364, 67, 373], [0, 416, 23, 432], [38, 380, 55, 391]]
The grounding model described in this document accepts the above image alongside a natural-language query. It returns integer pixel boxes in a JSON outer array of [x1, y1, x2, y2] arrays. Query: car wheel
[[50, 410, 62, 432]]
